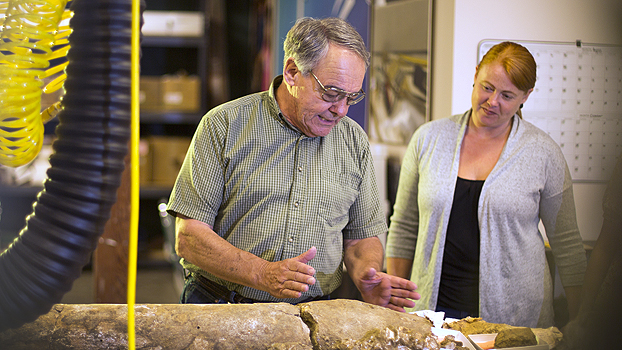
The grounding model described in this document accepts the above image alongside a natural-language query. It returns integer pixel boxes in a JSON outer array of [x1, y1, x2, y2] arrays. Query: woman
[[386, 41, 587, 328]]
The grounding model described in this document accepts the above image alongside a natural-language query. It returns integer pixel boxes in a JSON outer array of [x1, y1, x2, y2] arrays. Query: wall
[[431, 0, 622, 241]]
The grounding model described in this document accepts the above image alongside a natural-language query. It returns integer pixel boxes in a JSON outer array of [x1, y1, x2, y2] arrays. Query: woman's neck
[[467, 116, 513, 141]]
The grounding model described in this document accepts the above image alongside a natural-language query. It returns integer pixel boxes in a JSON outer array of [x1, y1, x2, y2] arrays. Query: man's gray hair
[[283, 17, 370, 75]]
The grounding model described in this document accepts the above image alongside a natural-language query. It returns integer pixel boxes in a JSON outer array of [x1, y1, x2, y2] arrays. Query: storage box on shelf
[[142, 11, 204, 37], [161, 74, 201, 112], [140, 136, 192, 188], [139, 76, 161, 112], [139, 74, 201, 113]]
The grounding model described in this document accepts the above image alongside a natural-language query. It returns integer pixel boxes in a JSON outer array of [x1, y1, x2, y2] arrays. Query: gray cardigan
[[386, 111, 587, 327]]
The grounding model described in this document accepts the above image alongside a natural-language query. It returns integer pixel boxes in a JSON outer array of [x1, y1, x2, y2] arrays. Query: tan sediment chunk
[[299, 299, 436, 349]]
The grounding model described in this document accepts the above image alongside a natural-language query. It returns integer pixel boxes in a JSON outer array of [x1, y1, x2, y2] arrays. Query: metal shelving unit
[[139, 1, 210, 126]]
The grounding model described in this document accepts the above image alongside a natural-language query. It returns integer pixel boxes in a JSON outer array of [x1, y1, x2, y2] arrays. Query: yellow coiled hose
[[0, 0, 71, 167]]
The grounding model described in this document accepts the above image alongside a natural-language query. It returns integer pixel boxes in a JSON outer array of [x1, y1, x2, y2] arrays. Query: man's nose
[[329, 98, 349, 117]]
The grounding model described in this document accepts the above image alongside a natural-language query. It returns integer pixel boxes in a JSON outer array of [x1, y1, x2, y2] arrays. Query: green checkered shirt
[[167, 76, 387, 303]]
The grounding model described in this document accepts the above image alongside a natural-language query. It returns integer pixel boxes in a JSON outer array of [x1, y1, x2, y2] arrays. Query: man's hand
[[357, 267, 420, 312], [343, 237, 420, 312], [257, 246, 318, 299]]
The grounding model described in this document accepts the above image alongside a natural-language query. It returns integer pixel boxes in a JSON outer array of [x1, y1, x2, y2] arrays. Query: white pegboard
[[479, 40, 622, 182]]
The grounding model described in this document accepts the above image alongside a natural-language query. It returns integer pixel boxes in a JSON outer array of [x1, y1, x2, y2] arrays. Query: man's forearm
[[175, 216, 266, 288], [175, 215, 318, 300], [343, 236, 384, 277]]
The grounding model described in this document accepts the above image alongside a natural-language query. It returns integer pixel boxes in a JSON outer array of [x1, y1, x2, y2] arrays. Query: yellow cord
[[127, 0, 140, 348], [0, 0, 71, 167]]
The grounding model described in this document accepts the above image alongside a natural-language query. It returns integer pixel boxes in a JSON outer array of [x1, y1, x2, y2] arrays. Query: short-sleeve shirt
[[167, 75, 387, 303]]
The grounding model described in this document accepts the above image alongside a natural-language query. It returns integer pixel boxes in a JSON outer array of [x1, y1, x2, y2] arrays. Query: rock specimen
[[445, 316, 563, 348], [300, 299, 436, 349], [494, 327, 538, 348], [0, 300, 443, 349], [0, 303, 312, 350]]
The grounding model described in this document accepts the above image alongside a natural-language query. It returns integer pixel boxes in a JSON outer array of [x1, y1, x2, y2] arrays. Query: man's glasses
[[310, 71, 365, 106]]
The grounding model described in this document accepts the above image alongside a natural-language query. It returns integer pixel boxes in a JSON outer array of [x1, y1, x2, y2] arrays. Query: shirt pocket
[[318, 171, 361, 228]]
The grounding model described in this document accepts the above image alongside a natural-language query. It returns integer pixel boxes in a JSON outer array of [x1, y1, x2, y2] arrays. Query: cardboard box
[[139, 139, 151, 185], [148, 136, 192, 186], [160, 75, 201, 112], [142, 11, 204, 37], [139, 76, 162, 111]]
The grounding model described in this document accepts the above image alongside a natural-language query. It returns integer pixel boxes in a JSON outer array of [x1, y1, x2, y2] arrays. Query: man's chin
[[313, 126, 335, 137], [306, 121, 338, 137]]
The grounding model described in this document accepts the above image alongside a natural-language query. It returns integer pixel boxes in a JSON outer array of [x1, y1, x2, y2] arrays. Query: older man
[[167, 17, 420, 311]]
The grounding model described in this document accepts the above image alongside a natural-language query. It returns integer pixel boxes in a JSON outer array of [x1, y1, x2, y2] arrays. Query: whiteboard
[[479, 40, 622, 182]]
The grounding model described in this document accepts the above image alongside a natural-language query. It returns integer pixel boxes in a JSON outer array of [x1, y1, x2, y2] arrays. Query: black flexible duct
[[0, 0, 142, 332]]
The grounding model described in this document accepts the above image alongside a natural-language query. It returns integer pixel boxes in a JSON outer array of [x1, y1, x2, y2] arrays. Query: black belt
[[192, 273, 256, 303], [191, 273, 329, 304]]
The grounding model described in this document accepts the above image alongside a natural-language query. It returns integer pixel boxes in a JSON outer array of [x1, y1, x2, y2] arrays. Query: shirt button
[[288, 237, 294, 242], [294, 201, 299, 208], [298, 166, 303, 172]]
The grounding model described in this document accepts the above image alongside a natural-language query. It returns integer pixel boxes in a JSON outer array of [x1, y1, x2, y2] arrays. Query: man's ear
[[283, 57, 299, 85]]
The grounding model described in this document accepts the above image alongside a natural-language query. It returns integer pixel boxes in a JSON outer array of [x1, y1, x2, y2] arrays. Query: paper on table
[[432, 327, 477, 350]]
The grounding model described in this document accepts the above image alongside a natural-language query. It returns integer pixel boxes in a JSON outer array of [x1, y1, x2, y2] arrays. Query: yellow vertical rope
[[127, 0, 140, 348]]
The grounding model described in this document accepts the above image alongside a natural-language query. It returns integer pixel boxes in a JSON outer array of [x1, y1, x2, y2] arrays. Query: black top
[[437, 177, 484, 316]]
